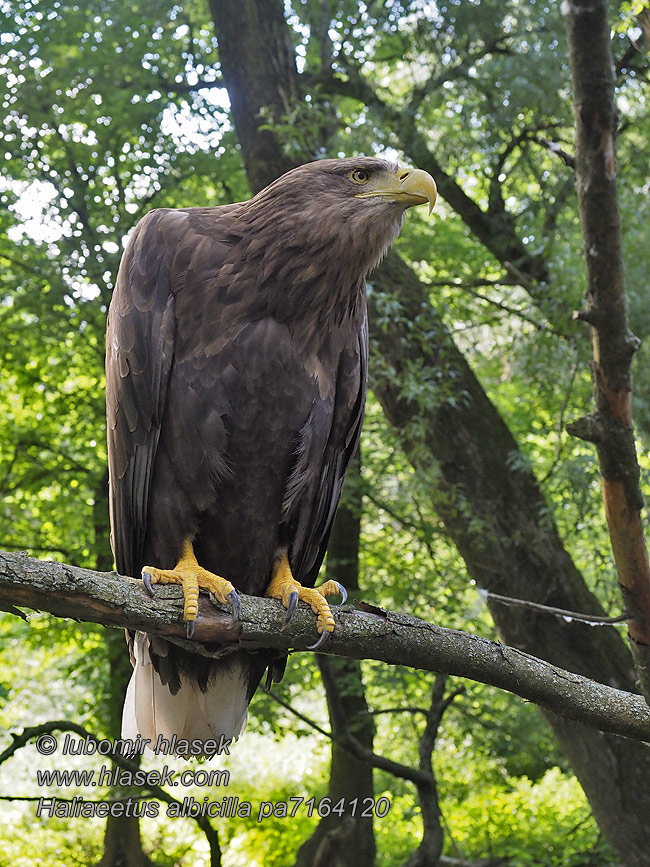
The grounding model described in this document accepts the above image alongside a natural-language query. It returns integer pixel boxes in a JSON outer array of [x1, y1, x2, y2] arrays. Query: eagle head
[[240, 157, 437, 283]]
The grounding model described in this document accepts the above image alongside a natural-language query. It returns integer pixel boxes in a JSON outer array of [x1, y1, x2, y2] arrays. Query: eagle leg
[[141, 539, 240, 638], [265, 550, 346, 648]]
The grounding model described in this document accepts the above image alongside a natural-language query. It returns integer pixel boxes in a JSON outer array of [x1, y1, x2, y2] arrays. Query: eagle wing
[[106, 208, 237, 578], [286, 313, 368, 586], [106, 211, 179, 577]]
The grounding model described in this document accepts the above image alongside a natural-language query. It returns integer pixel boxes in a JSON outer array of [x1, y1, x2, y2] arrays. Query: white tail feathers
[[122, 633, 249, 754]]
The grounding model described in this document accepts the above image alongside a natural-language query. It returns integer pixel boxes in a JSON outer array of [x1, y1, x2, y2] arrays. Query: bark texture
[[2, 550, 650, 744], [208, 0, 302, 192]]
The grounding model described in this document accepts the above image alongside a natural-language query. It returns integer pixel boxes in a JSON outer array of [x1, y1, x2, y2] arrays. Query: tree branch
[[478, 588, 629, 626], [402, 675, 449, 867], [1, 550, 649, 742], [534, 135, 576, 169], [318, 658, 431, 787]]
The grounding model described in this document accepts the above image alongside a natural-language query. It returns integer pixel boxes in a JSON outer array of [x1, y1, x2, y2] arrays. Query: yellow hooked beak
[[354, 166, 437, 215]]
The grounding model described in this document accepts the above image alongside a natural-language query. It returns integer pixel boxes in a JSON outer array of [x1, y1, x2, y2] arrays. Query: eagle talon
[[228, 589, 242, 621], [335, 582, 348, 605], [307, 630, 330, 651], [282, 591, 299, 628], [142, 570, 154, 597], [186, 619, 196, 639]]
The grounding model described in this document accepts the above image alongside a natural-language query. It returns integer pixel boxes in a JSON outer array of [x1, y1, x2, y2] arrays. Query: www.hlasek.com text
[[36, 763, 230, 789]]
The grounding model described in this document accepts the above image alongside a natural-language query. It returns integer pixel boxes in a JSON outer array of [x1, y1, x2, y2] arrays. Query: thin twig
[[479, 588, 628, 625], [264, 689, 332, 739]]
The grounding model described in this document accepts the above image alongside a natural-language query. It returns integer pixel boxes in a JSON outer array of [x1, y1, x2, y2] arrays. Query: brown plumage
[[106, 157, 436, 747]]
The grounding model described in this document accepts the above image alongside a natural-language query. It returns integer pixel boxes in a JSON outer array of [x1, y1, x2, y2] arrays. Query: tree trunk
[[94, 471, 154, 867], [368, 254, 650, 865], [294, 453, 377, 867], [98, 812, 153, 867], [207, 0, 303, 193], [563, 0, 650, 698], [208, 0, 650, 862]]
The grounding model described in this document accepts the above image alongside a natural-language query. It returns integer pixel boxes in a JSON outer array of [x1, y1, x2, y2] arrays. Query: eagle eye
[[350, 168, 370, 185]]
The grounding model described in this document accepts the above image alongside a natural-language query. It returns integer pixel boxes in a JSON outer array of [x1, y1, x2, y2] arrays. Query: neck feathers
[[226, 195, 405, 325]]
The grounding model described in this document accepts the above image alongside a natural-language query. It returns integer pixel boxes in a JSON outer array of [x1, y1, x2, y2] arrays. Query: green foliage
[[0, 813, 103, 867], [446, 768, 615, 865]]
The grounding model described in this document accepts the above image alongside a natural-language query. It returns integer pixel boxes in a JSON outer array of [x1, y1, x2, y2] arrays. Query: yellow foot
[[141, 540, 240, 638], [265, 551, 347, 649]]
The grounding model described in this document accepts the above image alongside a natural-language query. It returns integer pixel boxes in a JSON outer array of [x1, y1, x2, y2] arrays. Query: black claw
[[281, 591, 299, 629], [142, 570, 154, 597], [228, 589, 242, 621], [335, 582, 348, 605], [186, 619, 196, 639], [307, 630, 330, 651]]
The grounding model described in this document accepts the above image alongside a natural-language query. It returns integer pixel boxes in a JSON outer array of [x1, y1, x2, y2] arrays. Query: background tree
[[1, 0, 649, 865]]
